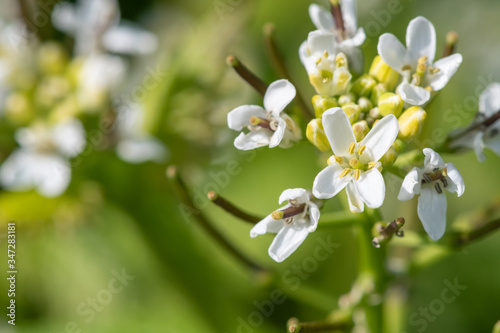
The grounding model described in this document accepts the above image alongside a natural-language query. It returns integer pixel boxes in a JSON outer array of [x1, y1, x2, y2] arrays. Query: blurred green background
[[1, 0, 499, 332]]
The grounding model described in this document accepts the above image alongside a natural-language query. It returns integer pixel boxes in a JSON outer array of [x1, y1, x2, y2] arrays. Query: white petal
[[117, 137, 168, 164], [263, 80, 296, 116], [227, 105, 267, 131], [346, 182, 364, 213], [479, 83, 500, 117], [312, 164, 350, 199], [473, 131, 486, 162], [343, 28, 366, 47], [445, 163, 464, 197], [307, 30, 337, 58], [423, 148, 446, 172], [377, 33, 407, 73], [309, 4, 334, 31], [354, 169, 385, 209], [269, 118, 286, 148], [233, 131, 272, 150], [37, 156, 71, 198], [398, 82, 431, 106], [102, 22, 158, 55], [406, 16, 436, 65], [299, 41, 313, 72], [341, 45, 364, 74], [322, 107, 356, 156], [398, 167, 423, 201], [0, 151, 70, 197], [418, 187, 447, 241], [427, 53, 462, 91], [52, 119, 86, 157], [268, 226, 310, 262], [308, 203, 320, 232], [279, 188, 308, 205], [341, 0, 359, 36], [359, 114, 398, 162], [485, 133, 500, 157], [51, 2, 77, 34], [250, 214, 284, 237]]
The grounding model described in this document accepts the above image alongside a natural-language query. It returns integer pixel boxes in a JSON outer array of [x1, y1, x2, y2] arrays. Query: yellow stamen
[[425, 86, 433, 92], [323, 50, 329, 58], [357, 145, 366, 155], [272, 210, 284, 220], [401, 64, 412, 71], [316, 57, 322, 65], [429, 67, 440, 74], [441, 167, 448, 177], [339, 168, 351, 179], [348, 142, 356, 155], [368, 161, 378, 169], [354, 169, 360, 181]]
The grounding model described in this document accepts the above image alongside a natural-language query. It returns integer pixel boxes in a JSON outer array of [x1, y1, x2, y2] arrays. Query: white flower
[[299, 30, 352, 96], [377, 16, 462, 106], [449, 83, 500, 162], [308, 1, 366, 73], [0, 119, 86, 197], [250, 188, 320, 262], [115, 104, 168, 164], [313, 108, 399, 213], [398, 148, 465, 240], [52, 0, 157, 56], [227, 79, 301, 150]]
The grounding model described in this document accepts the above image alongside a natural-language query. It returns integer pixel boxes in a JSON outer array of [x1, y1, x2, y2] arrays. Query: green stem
[[167, 166, 265, 273], [226, 55, 268, 97], [451, 217, 500, 248], [355, 209, 386, 333], [207, 191, 261, 224], [263, 23, 314, 121]]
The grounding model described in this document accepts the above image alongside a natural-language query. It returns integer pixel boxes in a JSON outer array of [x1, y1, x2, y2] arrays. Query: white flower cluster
[[222, 1, 498, 262]]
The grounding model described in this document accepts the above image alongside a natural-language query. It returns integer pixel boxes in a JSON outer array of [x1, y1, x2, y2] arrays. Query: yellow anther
[[368, 161, 378, 169], [429, 67, 441, 74], [357, 145, 366, 156], [418, 56, 428, 65], [335, 54, 346, 67], [316, 57, 322, 65], [425, 86, 433, 92], [339, 168, 352, 179], [354, 169, 360, 181], [323, 50, 329, 58], [334, 156, 344, 164], [401, 64, 412, 71], [348, 142, 356, 155]]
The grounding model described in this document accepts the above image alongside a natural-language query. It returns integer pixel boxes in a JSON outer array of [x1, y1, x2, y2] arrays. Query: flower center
[[401, 56, 440, 91], [328, 142, 381, 181], [248, 112, 279, 132], [421, 167, 448, 194], [272, 200, 308, 226]]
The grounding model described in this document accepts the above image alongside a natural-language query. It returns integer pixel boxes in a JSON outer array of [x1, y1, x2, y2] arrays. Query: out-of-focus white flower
[[227, 79, 301, 150], [313, 108, 399, 213], [450, 83, 500, 161], [115, 103, 168, 164], [308, 1, 365, 73], [377, 16, 462, 106], [250, 188, 321, 262], [300, 30, 352, 97], [0, 119, 86, 197], [52, 0, 157, 56], [398, 148, 464, 240]]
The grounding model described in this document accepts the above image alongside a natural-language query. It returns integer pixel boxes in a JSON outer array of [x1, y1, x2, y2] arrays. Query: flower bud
[[369, 56, 400, 91], [398, 106, 427, 142], [338, 93, 357, 106], [378, 93, 404, 117], [342, 103, 361, 123], [4, 92, 34, 125], [352, 120, 369, 141], [38, 41, 69, 75], [351, 74, 377, 97], [370, 83, 388, 105], [357, 97, 373, 113], [380, 143, 399, 167], [312, 95, 338, 118], [306, 118, 331, 152]]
